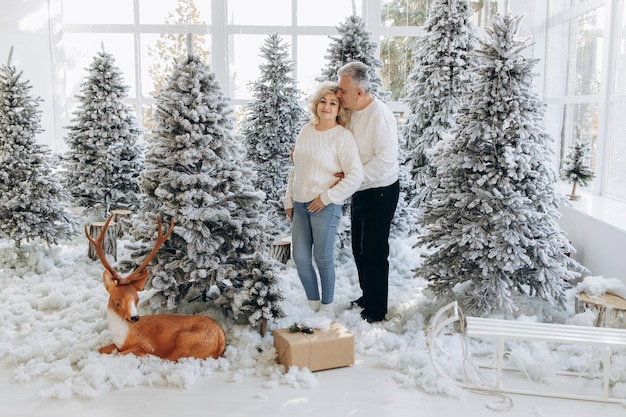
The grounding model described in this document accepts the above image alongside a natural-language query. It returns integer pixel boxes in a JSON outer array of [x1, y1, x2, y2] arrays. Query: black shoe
[[350, 297, 365, 308], [360, 311, 384, 323]]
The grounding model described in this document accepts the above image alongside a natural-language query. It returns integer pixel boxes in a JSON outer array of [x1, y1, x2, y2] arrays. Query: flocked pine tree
[[402, 0, 477, 208], [417, 12, 587, 316], [144, 0, 210, 133], [63, 48, 144, 217], [390, 134, 421, 238], [317, 14, 419, 238], [317, 15, 389, 101], [221, 252, 285, 334], [0, 49, 77, 247], [240, 33, 306, 222], [124, 36, 284, 327], [560, 126, 595, 200]]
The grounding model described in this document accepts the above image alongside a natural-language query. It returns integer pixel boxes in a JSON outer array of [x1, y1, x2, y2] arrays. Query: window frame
[[545, 0, 626, 202]]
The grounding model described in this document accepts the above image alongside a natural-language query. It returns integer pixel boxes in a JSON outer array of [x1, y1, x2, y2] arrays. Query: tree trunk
[[575, 292, 626, 329], [260, 318, 268, 337], [568, 180, 580, 200]]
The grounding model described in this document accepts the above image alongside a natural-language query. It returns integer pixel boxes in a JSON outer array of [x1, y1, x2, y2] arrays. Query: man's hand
[[332, 172, 345, 188], [286, 208, 293, 221]]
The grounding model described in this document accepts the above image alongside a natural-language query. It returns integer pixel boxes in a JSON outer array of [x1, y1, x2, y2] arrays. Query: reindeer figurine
[[86, 215, 226, 361]]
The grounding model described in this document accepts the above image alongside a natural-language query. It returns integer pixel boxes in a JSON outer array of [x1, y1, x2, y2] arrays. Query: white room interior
[[2, 1, 626, 416]]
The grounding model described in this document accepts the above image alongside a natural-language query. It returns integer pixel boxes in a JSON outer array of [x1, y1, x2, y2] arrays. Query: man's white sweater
[[347, 97, 399, 191]]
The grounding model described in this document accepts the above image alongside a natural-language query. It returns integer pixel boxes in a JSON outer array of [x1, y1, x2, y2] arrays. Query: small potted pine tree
[[560, 127, 595, 201]]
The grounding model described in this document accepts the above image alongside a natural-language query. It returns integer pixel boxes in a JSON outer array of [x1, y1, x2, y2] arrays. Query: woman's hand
[[286, 208, 293, 221], [307, 196, 326, 213]]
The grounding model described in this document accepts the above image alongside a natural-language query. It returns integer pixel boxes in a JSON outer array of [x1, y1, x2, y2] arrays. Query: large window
[[56, 0, 365, 131], [607, 3, 626, 201], [54, 0, 500, 145], [545, 0, 626, 202]]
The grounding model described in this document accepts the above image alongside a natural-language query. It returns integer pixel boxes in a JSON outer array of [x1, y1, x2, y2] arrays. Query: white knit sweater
[[347, 97, 399, 191], [283, 124, 363, 209]]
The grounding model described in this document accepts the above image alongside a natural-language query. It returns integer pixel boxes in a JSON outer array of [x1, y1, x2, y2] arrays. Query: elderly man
[[336, 61, 400, 323]]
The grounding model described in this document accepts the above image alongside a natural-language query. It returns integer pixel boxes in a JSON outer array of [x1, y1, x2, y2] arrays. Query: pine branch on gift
[[0, 47, 78, 248], [120, 34, 284, 326], [239, 33, 306, 234], [62, 47, 144, 218], [416, 12, 588, 316]]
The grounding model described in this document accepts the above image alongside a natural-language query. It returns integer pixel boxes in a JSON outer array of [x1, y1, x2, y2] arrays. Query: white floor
[[2, 356, 625, 417]]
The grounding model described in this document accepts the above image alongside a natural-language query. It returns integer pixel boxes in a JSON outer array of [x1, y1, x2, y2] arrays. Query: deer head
[[85, 215, 175, 322]]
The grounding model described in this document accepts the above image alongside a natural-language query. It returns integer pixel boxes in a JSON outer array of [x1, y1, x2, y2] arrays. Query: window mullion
[[212, 0, 227, 97]]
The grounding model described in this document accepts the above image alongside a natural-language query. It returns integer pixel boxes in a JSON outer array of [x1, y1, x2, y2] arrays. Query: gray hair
[[337, 61, 371, 94]]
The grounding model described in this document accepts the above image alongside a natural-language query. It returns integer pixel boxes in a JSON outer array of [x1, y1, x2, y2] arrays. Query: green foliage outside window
[[380, 0, 497, 101], [143, 0, 211, 132]]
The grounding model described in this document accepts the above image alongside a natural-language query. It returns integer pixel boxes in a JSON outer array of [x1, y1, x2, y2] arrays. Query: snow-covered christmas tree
[[144, 0, 210, 133], [218, 252, 285, 333], [0, 48, 77, 247], [239, 33, 305, 220], [560, 126, 595, 200], [63, 48, 144, 217], [417, 12, 587, 316], [147, 0, 210, 96], [123, 36, 284, 325], [402, 0, 477, 208], [316, 14, 418, 238], [317, 15, 389, 101]]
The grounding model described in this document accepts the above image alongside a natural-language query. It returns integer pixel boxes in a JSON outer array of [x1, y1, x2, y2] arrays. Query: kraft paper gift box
[[273, 322, 355, 371]]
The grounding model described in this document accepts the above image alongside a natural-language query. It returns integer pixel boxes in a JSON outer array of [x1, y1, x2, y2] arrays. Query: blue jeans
[[291, 202, 342, 304]]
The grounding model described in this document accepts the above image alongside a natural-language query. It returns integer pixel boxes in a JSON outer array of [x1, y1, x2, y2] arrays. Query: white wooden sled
[[426, 301, 626, 404]]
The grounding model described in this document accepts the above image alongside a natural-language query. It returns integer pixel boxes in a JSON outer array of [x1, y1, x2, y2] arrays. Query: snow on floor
[[1, 233, 625, 416]]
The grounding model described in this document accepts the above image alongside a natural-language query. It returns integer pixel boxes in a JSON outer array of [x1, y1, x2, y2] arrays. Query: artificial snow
[[576, 275, 626, 300], [1, 231, 625, 404]]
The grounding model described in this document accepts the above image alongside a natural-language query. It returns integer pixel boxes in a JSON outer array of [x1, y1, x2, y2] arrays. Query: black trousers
[[350, 180, 400, 320]]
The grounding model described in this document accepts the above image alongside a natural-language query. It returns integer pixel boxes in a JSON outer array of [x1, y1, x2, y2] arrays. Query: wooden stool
[[270, 235, 291, 264], [87, 221, 118, 261], [111, 209, 132, 237], [575, 292, 626, 329]]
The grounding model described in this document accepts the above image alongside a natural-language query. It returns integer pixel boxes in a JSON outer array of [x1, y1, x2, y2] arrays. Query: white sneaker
[[317, 302, 334, 318], [307, 299, 321, 312]]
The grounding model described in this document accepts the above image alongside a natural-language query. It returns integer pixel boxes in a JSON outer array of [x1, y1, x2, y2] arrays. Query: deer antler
[[85, 215, 175, 285], [124, 216, 175, 284], [85, 215, 124, 282]]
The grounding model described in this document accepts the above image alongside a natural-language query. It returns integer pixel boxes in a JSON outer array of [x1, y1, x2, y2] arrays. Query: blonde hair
[[308, 81, 350, 127]]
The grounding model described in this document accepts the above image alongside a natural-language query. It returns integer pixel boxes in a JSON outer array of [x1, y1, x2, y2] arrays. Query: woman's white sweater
[[283, 124, 363, 209]]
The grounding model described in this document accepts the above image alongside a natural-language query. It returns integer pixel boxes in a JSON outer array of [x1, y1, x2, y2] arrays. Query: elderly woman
[[283, 81, 363, 316]]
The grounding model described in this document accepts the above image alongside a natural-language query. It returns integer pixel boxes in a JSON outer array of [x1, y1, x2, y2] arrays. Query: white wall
[[558, 194, 626, 285], [0, 0, 60, 152]]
